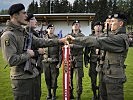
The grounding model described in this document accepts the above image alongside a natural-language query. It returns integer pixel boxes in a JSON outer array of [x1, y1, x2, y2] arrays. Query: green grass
[[0, 48, 133, 100]]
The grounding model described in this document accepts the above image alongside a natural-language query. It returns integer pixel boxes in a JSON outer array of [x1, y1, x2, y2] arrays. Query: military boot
[[92, 95, 98, 100], [70, 89, 74, 99], [92, 85, 98, 100], [76, 94, 81, 100], [52, 89, 56, 100], [46, 89, 52, 100]]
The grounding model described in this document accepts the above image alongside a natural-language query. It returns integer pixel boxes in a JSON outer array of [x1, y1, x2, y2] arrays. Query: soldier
[[68, 20, 85, 100], [42, 24, 62, 100], [25, 13, 45, 99], [67, 13, 129, 100], [98, 15, 112, 100], [0, 3, 66, 100], [84, 21, 104, 100]]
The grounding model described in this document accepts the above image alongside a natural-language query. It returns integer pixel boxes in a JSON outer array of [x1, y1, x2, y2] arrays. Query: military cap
[[72, 20, 80, 26], [106, 15, 112, 19], [111, 13, 127, 21], [94, 21, 103, 26], [26, 13, 34, 21], [47, 24, 54, 29], [8, 3, 25, 15]]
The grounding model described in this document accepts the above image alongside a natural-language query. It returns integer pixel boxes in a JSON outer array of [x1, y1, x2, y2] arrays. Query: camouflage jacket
[[74, 27, 129, 81], [1, 21, 61, 79]]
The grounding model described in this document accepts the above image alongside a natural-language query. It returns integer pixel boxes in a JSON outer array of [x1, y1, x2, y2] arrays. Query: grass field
[[0, 48, 133, 100]]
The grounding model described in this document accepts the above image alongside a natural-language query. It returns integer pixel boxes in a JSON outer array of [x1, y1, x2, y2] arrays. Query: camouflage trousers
[[11, 75, 41, 100], [70, 67, 84, 95], [43, 62, 59, 89], [99, 75, 124, 100], [89, 62, 98, 96]]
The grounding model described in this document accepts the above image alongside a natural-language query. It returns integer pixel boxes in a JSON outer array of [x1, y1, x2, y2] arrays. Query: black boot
[[76, 94, 81, 100], [70, 89, 74, 99], [46, 89, 52, 100], [92, 95, 98, 100], [92, 85, 98, 100], [52, 89, 56, 100]]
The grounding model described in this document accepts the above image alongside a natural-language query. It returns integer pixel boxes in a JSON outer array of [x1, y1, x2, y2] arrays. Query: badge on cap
[[108, 15, 111, 19], [5, 39, 10, 46], [114, 14, 118, 18], [75, 20, 79, 23]]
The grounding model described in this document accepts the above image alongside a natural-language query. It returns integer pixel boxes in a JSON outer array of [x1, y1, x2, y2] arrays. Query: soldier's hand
[[38, 48, 45, 55], [56, 64, 61, 68], [59, 37, 67, 44], [27, 49, 35, 57], [66, 35, 75, 43], [69, 44, 73, 47]]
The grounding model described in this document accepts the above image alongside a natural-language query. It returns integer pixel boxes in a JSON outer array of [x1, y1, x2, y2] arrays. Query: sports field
[[0, 48, 133, 100]]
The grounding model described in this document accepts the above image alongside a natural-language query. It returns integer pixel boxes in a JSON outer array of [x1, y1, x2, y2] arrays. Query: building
[[0, 13, 95, 36]]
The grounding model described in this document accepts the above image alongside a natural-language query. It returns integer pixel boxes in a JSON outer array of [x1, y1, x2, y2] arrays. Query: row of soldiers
[[0, 3, 129, 100], [0, 3, 85, 100]]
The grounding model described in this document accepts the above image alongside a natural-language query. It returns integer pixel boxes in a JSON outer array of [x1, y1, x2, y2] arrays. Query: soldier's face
[[110, 18, 123, 32], [47, 27, 55, 34], [29, 17, 37, 28], [16, 10, 27, 25], [94, 25, 103, 33], [72, 23, 80, 31]]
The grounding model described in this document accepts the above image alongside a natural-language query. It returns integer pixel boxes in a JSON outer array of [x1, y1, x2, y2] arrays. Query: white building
[[34, 13, 95, 36], [0, 13, 95, 36]]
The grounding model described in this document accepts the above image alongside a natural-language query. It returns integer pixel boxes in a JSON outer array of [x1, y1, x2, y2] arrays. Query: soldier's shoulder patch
[[5, 39, 10, 46]]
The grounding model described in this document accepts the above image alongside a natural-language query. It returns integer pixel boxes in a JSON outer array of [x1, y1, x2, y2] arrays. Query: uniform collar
[[115, 27, 126, 35], [6, 21, 25, 32]]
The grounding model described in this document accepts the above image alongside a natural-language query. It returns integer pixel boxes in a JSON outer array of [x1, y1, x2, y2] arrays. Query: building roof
[[0, 13, 95, 23]]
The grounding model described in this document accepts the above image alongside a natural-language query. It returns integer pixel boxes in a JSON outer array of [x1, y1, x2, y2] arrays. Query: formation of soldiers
[[0, 3, 130, 100]]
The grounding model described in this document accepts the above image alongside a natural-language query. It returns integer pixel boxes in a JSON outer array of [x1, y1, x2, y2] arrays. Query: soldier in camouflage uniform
[[68, 20, 85, 100], [98, 15, 112, 100], [84, 21, 104, 100], [67, 13, 129, 100], [25, 13, 45, 99], [42, 24, 62, 100], [0, 3, 66, 100]]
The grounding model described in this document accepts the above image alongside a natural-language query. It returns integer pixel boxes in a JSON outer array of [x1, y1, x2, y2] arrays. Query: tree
[[112, 0, 118, 13], [25, 0, 133, 25], [39, 0, 47, 13], [128, 0, 133, 24], [86, 0, 93, 13], [34, 1, 39, 13], [59, 0, 70, 13], [54, 0, 60, 13], [0, 9, 8, 15], [78, 0, 86, 13], [27, 0, 35, 13], [108, 0, 113, 14], [72, 0, 79, 13]]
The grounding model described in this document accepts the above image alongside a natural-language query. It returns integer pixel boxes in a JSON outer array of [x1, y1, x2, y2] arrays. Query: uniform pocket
[[106, 66, 125, 78], [11, 79, 30, 96]]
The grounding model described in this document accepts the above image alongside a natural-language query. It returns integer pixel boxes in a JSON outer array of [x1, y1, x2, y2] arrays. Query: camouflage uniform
[[1, 21, 61, 100], [69, 31, 85, 99], [42, 33, 62, 99], [25, 26, 43, 100], [84, 34, 99, 100], [73, 27, 129, 100]]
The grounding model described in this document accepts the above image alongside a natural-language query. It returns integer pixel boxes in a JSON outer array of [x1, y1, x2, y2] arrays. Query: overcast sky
[[0, 0, 74, 11]]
